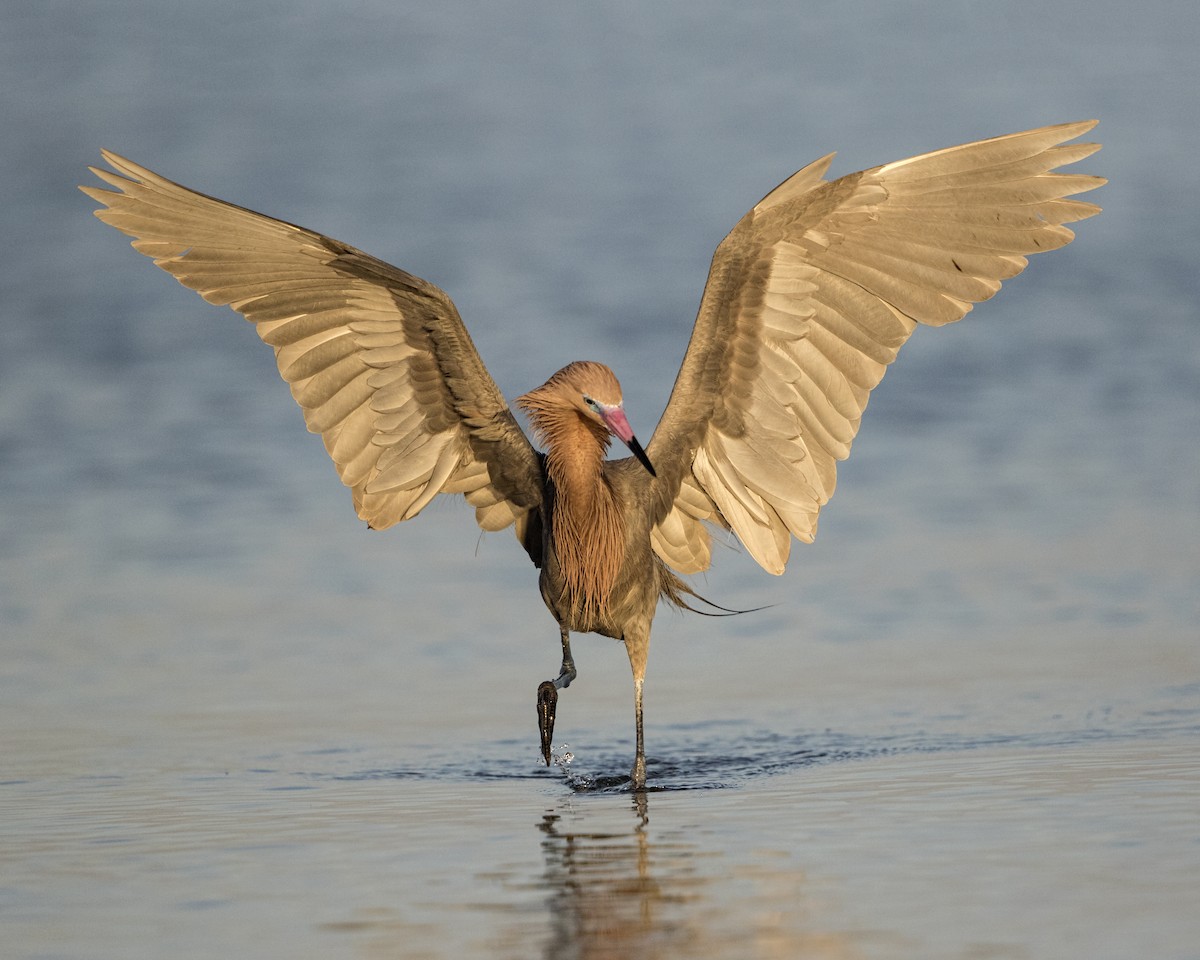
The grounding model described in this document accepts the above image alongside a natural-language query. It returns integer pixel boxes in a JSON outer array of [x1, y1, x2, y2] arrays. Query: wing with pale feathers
[[647, 121, 1105, 575], [83, 152, 542, 544]]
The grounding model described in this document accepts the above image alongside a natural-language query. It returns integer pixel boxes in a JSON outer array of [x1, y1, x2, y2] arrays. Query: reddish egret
[[83, 121, 1103, 788]]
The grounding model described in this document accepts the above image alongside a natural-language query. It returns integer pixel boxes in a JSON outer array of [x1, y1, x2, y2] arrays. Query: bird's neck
[[536, 410, 625, 623]]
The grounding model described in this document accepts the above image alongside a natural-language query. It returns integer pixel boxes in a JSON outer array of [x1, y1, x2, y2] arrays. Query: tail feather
[[658, 563, 770, 617]]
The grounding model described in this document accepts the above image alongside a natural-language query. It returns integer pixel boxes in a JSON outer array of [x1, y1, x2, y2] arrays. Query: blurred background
[[3, 0, 1195, 724], [0, 0, 1195, 744], [1, 3, 1197, 956]]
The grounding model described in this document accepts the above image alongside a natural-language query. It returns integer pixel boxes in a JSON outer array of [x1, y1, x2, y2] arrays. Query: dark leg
[[538, 627, 576, 766], [554, 627, 576, 689]]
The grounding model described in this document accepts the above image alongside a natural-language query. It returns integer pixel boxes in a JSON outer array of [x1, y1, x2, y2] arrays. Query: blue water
[[2, 2, 1198, 958]]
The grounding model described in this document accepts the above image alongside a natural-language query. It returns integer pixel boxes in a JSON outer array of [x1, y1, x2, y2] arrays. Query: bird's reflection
[[535, 792, 708, 959], [525, 789, 862, 960]]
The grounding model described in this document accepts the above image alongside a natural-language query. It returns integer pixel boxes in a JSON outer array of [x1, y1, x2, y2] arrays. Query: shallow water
[[5, 571, 1198, 959], [5, 695, 1198, 959], [3, 1, 1200, 958]]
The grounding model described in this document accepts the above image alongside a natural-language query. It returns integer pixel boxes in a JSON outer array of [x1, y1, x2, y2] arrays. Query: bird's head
[[518, 360, 656, 477]]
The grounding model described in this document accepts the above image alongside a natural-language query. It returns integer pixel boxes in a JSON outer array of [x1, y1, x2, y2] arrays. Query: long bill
[[600, 406, 656, 477]]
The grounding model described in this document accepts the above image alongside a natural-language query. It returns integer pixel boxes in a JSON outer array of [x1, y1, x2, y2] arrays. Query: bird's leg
[[631, 676, 646, 790], [554, 627, 577, 689], [625, 625, 650, 790], [538, 627, 577, 766]]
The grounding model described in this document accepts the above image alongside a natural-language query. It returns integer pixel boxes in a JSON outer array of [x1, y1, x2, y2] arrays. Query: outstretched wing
[[646, 121, 1105, 575], [83, 151, 542, 543]]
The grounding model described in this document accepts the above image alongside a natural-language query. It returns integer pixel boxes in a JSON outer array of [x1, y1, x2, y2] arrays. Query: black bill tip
[[627, 436, 657, 477]]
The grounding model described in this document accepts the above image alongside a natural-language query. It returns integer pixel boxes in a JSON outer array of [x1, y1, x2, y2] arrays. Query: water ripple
[[330, 698, 1200, 792]]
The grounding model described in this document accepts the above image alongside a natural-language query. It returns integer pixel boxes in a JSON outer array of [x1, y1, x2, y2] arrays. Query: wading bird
[[83, 121, 1103, 788]]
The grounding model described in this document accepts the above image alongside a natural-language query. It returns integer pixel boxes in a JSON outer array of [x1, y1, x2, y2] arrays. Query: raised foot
[[536, 680, 558, 766], [554, 657, 576, 690]]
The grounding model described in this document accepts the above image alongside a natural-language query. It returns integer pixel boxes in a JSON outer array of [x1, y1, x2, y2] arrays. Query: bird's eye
[[582, 395, 600, 412]]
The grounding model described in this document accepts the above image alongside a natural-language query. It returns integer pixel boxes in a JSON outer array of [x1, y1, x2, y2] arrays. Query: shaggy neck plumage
[[521, 400, 625, 623]]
